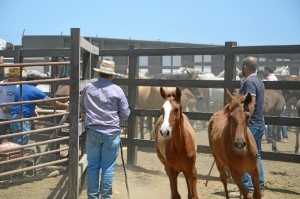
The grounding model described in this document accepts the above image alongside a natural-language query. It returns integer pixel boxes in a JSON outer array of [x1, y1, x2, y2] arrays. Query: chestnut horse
[[279, 75, 300, 153], [154, 87, 199, 199], [208, 89, 261, 199], [137, 73, 202, 139], [263, 89, 286, 152]]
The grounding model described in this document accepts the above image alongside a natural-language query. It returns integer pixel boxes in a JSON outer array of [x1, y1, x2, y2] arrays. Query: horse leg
[[148, 116, 155, 134], [270, 125, 278, 152], [165, 166, 181, 199], [215, 163, 230, 199], [230, 171, 253, 199], [249, 168, 261, 199], [140, 117, 145, 139], [183, 166, 199, 199], [150, 117, 159, 140], [295, 127, 299, 153]]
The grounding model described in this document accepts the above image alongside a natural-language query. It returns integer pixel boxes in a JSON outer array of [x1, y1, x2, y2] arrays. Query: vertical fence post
[[127, 44, 138, 165], [224, 41, 237, 97], [68, 28, 81, 199], [13, 45, 22, 63]]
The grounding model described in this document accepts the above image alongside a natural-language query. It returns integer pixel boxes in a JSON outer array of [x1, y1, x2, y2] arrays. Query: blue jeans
[[276, 106, 288, 139], [86, 129, 120, 199], [267, 106, 288, 140], [243, 125, 265, 193], [0, 119, 11, 144], [10, 114, 31, 145]]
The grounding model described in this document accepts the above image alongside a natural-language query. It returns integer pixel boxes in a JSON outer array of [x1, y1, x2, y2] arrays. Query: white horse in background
[[216, 68, 241, 80], [176, 67, 225, 112], [177, 67, 223, 80], [274, 65, 289, 75]]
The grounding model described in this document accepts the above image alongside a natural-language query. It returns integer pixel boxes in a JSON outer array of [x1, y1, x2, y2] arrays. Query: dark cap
[[265, 66, 275, 72]]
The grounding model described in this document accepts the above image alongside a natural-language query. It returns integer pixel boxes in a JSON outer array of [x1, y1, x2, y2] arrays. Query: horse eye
[[174, 108, 179, 113]]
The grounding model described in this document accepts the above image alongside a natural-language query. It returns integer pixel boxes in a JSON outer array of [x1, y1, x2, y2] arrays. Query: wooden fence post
[[127, 44, 138, 165], [68, 28, 81, 199]]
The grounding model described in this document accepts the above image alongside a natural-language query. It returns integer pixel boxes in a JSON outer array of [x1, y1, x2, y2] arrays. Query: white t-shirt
[[0, 79, 17, 119]]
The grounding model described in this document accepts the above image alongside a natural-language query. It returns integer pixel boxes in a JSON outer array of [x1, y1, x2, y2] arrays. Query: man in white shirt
[[0, 67, 27, 143]]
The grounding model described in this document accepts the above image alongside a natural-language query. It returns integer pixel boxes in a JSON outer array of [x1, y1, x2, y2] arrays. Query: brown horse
[[263, 89, 286, 151], [208, 89, 261, 199], [137, 73, 203, 138], [154, 87, 199, 199], [277, 75, 300, 153]]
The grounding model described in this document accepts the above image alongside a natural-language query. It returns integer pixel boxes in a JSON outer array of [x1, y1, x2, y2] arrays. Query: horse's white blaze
[[160, 101, 172, 136]]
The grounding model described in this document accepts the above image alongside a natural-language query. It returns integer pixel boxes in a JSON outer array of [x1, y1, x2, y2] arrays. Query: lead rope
[[120, 140, 130, 199]]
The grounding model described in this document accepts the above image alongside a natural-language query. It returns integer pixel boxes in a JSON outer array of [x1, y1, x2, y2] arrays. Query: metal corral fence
[[0, 61, 70, 178], [0, 28, 99, 199], [1, 28, 300, 199], [103, 42, 300, 165]]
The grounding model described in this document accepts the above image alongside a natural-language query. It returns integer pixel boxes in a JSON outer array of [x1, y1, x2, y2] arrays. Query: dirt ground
[[0, 128, 299, 199]]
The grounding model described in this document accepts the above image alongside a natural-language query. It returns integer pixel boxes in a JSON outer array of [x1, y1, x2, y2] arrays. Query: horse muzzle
[[160, 127, 173, 138], [160, 129, 170, 137], [234, 139, 246, 149]]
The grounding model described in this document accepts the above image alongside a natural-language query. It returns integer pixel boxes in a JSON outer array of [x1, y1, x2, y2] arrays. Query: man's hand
[[64, 101, 70, 110], [1, 106, 11, 114], [81, 113, 86, 121]]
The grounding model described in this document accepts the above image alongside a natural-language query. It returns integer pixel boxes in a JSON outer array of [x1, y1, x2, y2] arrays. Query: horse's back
[[137, 86, 162, 109]]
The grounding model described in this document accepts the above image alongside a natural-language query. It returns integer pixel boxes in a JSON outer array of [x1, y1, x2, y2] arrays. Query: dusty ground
[[0, 128, 299, 199]]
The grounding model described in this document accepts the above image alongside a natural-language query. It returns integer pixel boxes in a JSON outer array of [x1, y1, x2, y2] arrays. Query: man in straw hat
[[9, 72, 69, 145], [0, 67, 27, 143], [80, 59, 130, 199]]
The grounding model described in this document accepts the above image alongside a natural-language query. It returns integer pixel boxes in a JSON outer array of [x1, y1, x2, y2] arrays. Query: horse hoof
[[272, 147, 278, 152]]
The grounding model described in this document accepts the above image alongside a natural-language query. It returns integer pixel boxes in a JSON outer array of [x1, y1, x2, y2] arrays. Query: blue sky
[[1, 0, 299, 46]]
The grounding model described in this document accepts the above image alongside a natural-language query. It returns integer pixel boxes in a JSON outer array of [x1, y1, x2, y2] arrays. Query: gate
[[0, 28, 99, 199]]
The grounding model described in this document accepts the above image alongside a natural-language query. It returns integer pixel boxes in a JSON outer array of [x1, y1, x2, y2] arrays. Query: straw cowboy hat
[[4, 67, 28, 77], [93, 59, 118, 75]]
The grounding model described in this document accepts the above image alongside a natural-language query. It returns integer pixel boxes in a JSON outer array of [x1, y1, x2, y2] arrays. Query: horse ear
[[226, 88, 233, 103], [243, 93, 252, 111], [160, 87, 166, 99], [175, 87, 181, 101], [185, 69, 192, 77]]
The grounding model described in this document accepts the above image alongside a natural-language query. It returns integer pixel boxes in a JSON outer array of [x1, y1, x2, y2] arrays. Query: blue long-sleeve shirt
[[11, 84, 49, 118], [80, 78, 130, 134]]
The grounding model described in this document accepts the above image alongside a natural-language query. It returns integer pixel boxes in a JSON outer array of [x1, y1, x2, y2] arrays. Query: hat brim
[[93, 68, 121, 76], [4, 70, 28, 77]]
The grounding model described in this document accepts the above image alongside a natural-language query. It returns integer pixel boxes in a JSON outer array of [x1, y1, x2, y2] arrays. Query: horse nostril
[[160, 130, 170, 136], [234, 140, 246, 149], [242, 140, 246, 147]]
